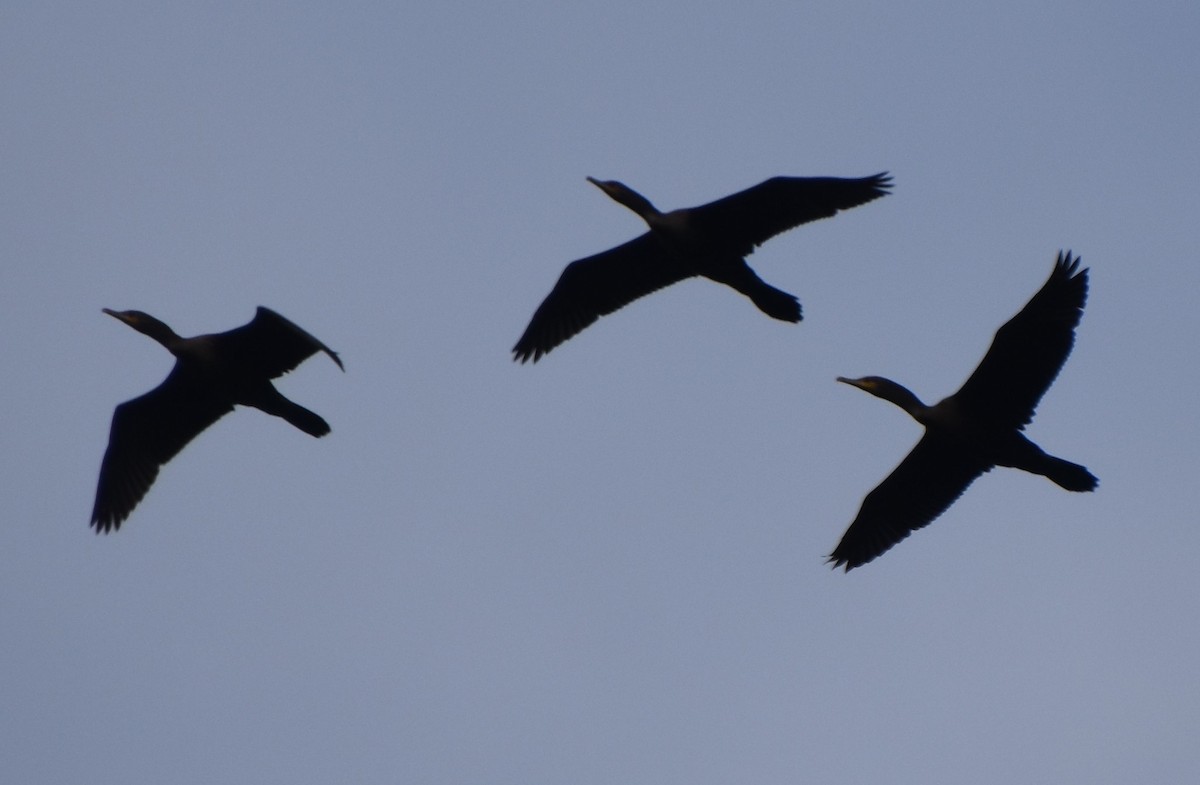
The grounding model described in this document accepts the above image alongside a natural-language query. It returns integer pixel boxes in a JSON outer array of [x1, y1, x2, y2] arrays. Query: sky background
[[3, 2, 1198, 783]]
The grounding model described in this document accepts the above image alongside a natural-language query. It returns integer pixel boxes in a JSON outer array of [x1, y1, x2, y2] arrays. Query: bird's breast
[[647, 210, 743, 276]]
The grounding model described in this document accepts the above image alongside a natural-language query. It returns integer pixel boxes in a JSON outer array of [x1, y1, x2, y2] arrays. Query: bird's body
[[513, 172, 892, 362], [830, 252, 1096, 570], [91, 307, 343, 532]]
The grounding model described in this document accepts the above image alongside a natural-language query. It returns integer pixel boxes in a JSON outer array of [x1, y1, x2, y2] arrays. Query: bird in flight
[[513, 172, 892, 363], [830, 251, 1096, 570], [91, 307, 343, 532]]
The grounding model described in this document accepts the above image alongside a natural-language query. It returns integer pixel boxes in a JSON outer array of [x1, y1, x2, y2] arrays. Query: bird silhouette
[[830, 252, 1096, 570], [91, 307, 343, 532], [513, 172, 891, 362]]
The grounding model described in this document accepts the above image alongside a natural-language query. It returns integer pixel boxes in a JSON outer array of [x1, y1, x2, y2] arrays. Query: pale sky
[[3, 3, 1198, 784]]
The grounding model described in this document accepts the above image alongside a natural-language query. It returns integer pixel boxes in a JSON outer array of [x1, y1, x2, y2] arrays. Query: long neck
[[867, 378, 929, 421], [591, 180, 660, 221], [613, 186, 659, 221], [134, 315, 184, 351]]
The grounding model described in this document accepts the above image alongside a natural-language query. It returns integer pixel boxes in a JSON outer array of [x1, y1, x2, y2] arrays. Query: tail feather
[[246, 384, 331, 437], [280, 401, 331, 437], [1042, 455, 1097, 492], [749, 283, 802, 323], [711, 260, 802, 323]]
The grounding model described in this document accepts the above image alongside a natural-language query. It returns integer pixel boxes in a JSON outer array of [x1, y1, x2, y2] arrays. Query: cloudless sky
[[3, 2, 1199, 783]]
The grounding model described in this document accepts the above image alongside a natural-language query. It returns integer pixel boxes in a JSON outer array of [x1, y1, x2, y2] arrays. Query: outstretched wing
[[953, 252, 1088, 429], [829, 434, 991, 571], [512, 234, 694, 363], [212, 307, 344, 379], [688, 172, 892, 255], [91, 368, 234, 532]]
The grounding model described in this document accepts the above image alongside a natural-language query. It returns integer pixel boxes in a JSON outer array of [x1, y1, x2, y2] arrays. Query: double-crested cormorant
[[829, 252, 1096, 570], [513, 172, 892, 362], [91, 307, 344, 532]]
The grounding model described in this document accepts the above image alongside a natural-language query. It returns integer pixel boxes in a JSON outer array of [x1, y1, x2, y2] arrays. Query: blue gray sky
[[3, 3, 1198, 783]]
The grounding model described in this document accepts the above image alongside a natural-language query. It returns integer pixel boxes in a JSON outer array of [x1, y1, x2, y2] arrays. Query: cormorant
[[513, 172, 892, 362], [830, 252, 1096, 570], [91, 307, 344, 532]]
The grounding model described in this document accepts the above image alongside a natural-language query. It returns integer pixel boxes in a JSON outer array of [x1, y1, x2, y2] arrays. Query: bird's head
[[836, 375, 887, 394], [837, 375, 926, 418], [586, 176, 624, 198], [103, 308, 179, 346], [586, 176, 658, 218], [103, 308, 153, 329]]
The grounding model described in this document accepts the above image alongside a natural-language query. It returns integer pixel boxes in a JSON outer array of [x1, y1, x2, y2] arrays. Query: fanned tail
[[280, 401, 331, 437], [1041, 455, 1097, 492], [748, 283, 802, 323], [250, 385, 332, 437]]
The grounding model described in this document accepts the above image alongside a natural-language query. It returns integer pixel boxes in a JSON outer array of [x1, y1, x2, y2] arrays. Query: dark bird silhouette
[[91, 307, 344, 532], [513, 172, 892, 362], [829, 252, 1096, 570]]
